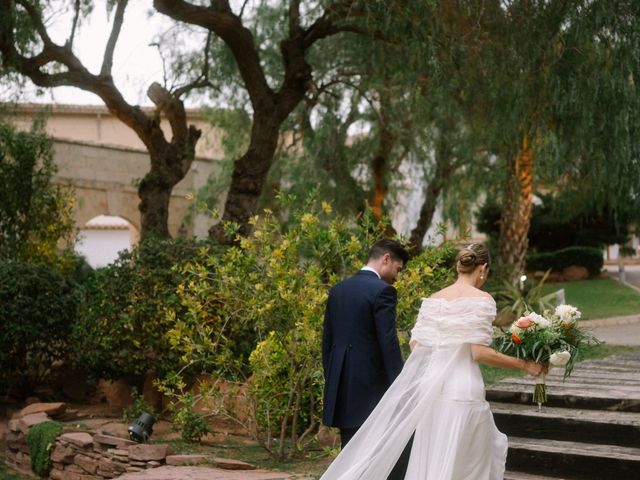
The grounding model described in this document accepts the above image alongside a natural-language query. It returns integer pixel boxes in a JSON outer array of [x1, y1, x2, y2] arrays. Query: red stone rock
[[60, 432, 94, 448], [166, 454, 207, 466], [213, 457, 256, 470], [128, 443, 170, 462], [93, 432, 137, 448], [51, 444, 76, 463], [17, 412, 50, 434], [50, 468, 65, 480], [18, 402, 66, 418], [75, 454, 99, 474]]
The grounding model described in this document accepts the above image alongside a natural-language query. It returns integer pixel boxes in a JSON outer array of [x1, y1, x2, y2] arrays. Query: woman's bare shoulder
[[428, 285, 492, 300]]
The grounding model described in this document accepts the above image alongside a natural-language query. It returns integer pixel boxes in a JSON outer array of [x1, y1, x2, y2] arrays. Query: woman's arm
[[471, 344, 545, 376]]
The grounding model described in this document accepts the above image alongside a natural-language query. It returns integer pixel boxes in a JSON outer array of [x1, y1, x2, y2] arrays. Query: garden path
[[115, 465, 311, 479]]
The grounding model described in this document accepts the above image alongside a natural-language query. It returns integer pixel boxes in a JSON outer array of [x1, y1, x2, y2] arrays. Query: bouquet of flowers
[[493, 304, 599, 409]]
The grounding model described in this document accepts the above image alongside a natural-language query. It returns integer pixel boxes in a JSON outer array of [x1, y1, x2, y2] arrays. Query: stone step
[[486, 382, 640, 411], [491, 402, 640, 448], [504, 471, 569, 480], [506, 437, 640, 480]]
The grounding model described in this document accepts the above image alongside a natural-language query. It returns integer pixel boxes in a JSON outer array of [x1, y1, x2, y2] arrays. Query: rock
[[17, 412, 50, 434], [95, 379, 133, 413], [51, 444, 77, 463], [213, 457, 256, 470], [50, 468, 65, 480], [166, 454, 208, 466], [128, 443, 170, 462], [7, 419, 21, 432], [93, 433, 137, 449], [75, 453, 100, 474], [18, 401, 66, 418], [60, 432, 94, 448], [562, 265, 590, 281]]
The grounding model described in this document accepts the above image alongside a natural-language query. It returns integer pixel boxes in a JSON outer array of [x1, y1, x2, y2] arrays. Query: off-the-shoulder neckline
[[422, 296, 494, 302]]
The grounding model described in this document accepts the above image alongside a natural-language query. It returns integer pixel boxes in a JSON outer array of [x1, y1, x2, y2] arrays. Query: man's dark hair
[[368, 238, 410, 264]]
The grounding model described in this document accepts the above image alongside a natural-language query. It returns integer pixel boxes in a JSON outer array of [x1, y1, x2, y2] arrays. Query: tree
[[0, 117, 75, 265], [377, 1, 640, 278], [152, 0, 385, 241], [0, 0, 208, 238]]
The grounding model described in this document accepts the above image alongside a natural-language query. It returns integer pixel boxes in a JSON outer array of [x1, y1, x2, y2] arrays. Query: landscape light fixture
[[128, 412, 155, 443]]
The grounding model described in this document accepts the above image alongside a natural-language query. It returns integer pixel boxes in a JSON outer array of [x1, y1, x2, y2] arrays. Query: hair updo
[[456, 243, 491, 274]]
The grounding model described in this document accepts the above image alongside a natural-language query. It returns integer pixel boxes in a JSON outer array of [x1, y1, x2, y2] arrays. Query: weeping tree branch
[[67, 0, 81, 49]]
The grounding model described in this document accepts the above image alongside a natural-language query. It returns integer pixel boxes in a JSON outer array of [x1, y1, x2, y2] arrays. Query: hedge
[[526, 246, 604, 276]]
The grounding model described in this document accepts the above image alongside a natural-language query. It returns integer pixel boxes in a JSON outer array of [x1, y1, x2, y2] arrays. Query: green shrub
[[0, 119, 77, 269], [26, 421, 63, 477], [171, 392, 210, 442], [72, 236, 215, 383], [0, 261, 80, 396], [158, 199, 454, 459], [526, 246, 604, 276], [122, 387, 157, 423]]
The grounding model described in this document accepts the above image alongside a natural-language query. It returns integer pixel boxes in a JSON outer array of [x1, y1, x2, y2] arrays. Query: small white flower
[[509, 323, 523, 335], [530, 312, 551, 329], [555, 304, 581, 324], [550, 350, 571, 366]]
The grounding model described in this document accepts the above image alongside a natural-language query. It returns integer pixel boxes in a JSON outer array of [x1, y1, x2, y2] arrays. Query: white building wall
[[75, 229, 132, 268]]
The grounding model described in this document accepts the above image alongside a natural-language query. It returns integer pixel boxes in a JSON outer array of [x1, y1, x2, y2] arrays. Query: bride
[[320, 243, 546, 480]]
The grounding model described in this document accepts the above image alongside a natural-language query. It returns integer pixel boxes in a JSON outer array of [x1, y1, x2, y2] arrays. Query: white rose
[[530, 312, 551, 329], [555, 304, 581, 324], [550, 350, 571, 367]]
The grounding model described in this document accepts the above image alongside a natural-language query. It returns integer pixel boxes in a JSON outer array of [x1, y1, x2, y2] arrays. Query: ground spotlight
[[128, 412, 155, 443]]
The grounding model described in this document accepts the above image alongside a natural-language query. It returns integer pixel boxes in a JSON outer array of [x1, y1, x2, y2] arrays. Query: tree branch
[[101, 0, 128, 77], [15, 0, 54, 47], [289, 0, 302, 38], [153, 0, 274, 108], [67, 0, 81, 49]]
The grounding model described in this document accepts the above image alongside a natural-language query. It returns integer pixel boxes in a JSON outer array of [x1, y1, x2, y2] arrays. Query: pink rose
[[516, 316, 533, 329]]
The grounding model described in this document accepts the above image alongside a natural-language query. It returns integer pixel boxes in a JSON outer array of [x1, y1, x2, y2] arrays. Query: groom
[[322, 239, 412, 479]]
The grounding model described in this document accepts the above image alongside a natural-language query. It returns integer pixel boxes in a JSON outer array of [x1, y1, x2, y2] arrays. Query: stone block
[[17, 412, 50, 434], [213, 457, 257, 470], [75, 453, 99, 474], [51, 444, 76, 463], [93, 432, 136, 448], [166, 454, 207, 466], [60, 432, 94, 448], [18, 402, 66, 419], [128, 443, 170, 462], [50, 468, 65, 480]]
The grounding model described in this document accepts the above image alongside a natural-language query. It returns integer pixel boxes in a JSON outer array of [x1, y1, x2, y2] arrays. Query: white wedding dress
[[320, 297, 507, 480]]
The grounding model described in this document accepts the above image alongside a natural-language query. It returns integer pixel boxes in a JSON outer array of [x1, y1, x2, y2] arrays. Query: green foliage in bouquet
[[493, 304, 599, 407], [159, 195, 454, 459]]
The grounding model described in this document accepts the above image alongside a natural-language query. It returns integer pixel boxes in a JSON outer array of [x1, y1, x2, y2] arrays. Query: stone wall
[[4, 403, 179, 479]]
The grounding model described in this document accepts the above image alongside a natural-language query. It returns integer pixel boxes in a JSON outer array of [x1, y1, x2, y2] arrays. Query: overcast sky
[[22, 1, 172, 106]]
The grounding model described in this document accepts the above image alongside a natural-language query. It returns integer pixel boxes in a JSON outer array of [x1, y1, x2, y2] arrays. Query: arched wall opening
[[74, 215, 139, 268]]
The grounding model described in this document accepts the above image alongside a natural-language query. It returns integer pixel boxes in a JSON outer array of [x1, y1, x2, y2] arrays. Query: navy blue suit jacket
[[322, 270, 404, 428]]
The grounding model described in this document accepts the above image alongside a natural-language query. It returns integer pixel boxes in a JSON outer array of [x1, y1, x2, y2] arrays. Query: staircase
[[488, 352, 640, 480]]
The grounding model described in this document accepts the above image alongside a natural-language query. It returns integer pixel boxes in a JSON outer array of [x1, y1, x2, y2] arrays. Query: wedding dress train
[[320, 297, 507, 480]]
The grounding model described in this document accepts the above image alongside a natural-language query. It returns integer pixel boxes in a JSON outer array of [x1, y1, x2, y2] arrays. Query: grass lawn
[[481, 344, 640, 385], [541, 277, 640, 320]]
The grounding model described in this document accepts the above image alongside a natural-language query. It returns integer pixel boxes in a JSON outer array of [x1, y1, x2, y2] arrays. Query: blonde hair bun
[[455, 244, 490, 274]]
